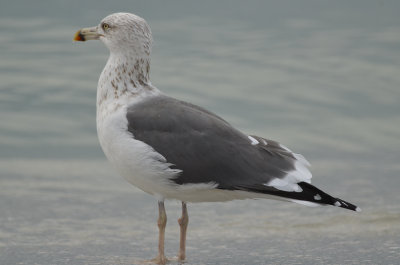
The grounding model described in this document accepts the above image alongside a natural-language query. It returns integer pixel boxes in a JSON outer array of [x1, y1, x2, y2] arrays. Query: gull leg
[[177, 201, 189, 261], [152, 200, 167, 265]]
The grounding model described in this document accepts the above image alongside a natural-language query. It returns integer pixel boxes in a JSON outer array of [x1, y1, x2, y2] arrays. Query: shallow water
[[1, 1, 400, 264]]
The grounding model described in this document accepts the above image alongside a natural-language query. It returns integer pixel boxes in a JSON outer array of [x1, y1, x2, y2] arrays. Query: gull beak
[[74, 26, 102, 41]]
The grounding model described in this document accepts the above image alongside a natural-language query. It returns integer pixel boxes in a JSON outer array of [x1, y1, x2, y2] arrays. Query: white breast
[[96, 102, 182, 197]]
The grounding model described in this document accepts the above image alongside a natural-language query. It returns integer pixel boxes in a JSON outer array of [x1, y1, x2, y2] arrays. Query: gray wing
[[126, 95, 296, 190], [126, 95, 360, 211]]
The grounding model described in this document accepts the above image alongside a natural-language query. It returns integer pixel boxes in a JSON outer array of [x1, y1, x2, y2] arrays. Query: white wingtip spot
[[248, 135, 259, 145], [334, 201, 341, 207], [356, 207, 362, 212], [314, 194, 321, 200]]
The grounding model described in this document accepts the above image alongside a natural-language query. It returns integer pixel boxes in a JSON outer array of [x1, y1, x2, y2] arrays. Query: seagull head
[[74, 12, 153, 57]]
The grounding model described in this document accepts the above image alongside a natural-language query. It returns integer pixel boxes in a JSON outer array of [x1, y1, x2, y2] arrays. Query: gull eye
[[102, 23, 110, 30]]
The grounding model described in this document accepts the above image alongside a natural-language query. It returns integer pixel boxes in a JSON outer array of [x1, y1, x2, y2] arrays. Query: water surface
[[1, 1, 399, 264]]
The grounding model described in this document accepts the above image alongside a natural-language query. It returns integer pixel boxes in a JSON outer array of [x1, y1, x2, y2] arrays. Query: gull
[[74, 12, 360, 264]]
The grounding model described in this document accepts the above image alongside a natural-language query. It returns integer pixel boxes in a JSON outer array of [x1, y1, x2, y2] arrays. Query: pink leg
[[152, 201, 167, 265], [177, 201, 189, 261]]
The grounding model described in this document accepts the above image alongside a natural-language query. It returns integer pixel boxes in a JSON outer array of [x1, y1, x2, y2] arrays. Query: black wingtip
[[231, 182, 361, 212], [333, 197, 361, 212]]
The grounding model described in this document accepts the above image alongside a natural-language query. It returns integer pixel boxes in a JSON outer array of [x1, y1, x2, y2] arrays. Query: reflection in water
[[0, 1, 399, 264]]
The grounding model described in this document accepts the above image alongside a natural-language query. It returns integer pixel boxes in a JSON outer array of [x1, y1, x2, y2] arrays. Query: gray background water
[[1, 0, 399, 264]]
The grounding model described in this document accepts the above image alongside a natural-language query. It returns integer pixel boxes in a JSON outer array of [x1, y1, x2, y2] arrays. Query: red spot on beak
[[73, 30, 84, 41]]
